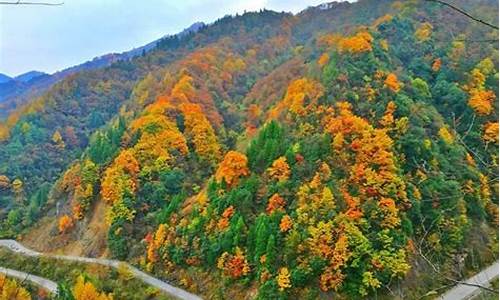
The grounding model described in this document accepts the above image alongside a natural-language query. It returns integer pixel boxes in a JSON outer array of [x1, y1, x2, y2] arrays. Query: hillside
[[0, 0, 498, 299]]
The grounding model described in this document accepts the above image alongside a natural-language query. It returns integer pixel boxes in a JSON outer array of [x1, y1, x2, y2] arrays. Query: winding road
[[0, 239, 202, 300], [0, 266, 59, 294], [438, 261, 499, 300], [0, 239, 497, 300]]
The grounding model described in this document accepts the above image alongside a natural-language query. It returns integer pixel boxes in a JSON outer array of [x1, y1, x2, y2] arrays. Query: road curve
[[438, 261, 499, 300], [0, 266, 59, 294], [0, 239, 202, 300]]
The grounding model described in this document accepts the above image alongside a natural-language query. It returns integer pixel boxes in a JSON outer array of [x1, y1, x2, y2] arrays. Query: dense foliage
[[0, 0, 498, 299]]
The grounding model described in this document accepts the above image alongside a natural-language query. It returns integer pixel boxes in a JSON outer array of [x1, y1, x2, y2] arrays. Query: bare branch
[[425, 0, 499, 30], [0, 1, 63, 5], [417, 246, 498, 294]]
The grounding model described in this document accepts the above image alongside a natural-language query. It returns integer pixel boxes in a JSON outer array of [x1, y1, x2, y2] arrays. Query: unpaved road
[[0, 266, 59, 294], [438, 261, 499, 300], [0, 239, 202, 300]]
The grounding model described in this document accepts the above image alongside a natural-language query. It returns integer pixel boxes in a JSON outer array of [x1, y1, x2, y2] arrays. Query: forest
[[0, 0, 498, 299]]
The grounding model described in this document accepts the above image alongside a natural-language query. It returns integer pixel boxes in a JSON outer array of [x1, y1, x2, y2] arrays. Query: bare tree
[[0, 0, 63, 5]]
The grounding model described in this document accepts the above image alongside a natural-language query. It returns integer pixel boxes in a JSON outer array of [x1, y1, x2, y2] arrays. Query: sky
[[0, 0, 340, 77]]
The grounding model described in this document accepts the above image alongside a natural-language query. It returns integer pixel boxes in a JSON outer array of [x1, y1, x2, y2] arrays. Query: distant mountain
[[14, 71, 47, 83], [0, 74, 12, 84], [0, 22, 205, 118]]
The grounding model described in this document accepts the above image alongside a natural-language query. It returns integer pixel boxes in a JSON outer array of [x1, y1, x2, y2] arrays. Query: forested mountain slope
[[0, 0, 498, 299]]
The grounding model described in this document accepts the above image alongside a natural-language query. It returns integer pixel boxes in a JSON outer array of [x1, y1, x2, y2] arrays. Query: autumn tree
[[339, 31, 374, 53], [52, 129, 65, 149], [267, 156, 291, 182], [276, 267, 291, 291], [279, 215, 293, 232], [59, 214, 74, 233], [217, 247, 251, 279], [215, 151, 250, 187], [269, 78, 324, 118], [384, 73, 401, 93], [0, 275, 31, 300], [414, 22, 433, 41], [0, 175, 10, 191], [483, 122, 499, 144], [266, 193, 286, 214], [73, 275, 113, 300], [464, 64, 496, 115], [180, 103, 221, 163]]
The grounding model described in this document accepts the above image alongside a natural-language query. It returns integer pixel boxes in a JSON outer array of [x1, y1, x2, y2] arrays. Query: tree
[[414, 22, 433, 42], [217, 247, 251, 279], [270, 78, 324, 117], [277, 267, 291, 291], [266, 193, 286, 214], [432, 58, 442, 72], [279, 215, 292, 232], [483, 122, 499, 144], [180, 103, 221, 163], [101, 150, 139, 205], [52, 130, 65, 149], [339, 31, 373, 53], [0, 175, 10, 190], [468, 90, 495, 115], [215, 151, 250, 187], [267, 156, 291, 182], [59, 215, 74, 233], [384, 73, 401, 92], [0, 275, 31, 300], [73, 275, 113, 300]]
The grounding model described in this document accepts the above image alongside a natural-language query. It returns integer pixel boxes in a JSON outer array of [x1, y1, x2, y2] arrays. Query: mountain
[[0, 0, 498, 299], [14, 71, 48, 83], [0, 74, 12, 84], [0, 22, 205, 118]]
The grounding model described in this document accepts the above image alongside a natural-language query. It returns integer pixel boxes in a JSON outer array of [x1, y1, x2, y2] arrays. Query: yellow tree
[[483, 122, 499, 144], [52, 130, 66, 149], [0, 275, 31, 300], [414, 22, 433, 42], [73, 275, 113, 300], [267, 156, 291, 182], [180, 103, 221, 163], [277, 267, 292, 291]]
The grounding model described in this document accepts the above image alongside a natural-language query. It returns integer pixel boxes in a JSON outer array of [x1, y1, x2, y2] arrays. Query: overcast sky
[[0, 0, 340, 77]]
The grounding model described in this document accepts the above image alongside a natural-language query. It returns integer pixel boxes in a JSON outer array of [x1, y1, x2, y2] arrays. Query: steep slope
[[0, 0, 498, 299]]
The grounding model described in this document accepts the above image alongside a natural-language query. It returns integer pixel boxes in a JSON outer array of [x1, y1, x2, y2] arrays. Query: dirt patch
[[20, 200, 109, 258]]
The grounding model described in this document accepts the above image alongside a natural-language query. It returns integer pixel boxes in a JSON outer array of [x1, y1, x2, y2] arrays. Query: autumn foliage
[[384, 73, 401, 92], [59, 214, 74, 233], [267, 156, 291, 182], [483, 122, 499, 144], [266, 193, 286, 214], [0, 275, 31, 300], [215, 151, 250, 187], [217, 247, 251, 279], [277, 267, 292, 291], [73, 275, 113, 300]]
